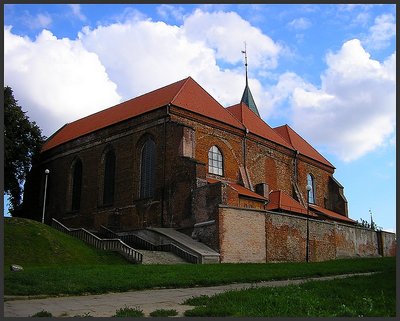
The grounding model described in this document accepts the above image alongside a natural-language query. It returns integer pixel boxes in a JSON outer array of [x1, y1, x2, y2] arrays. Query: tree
[[4, 86, 45, 215]]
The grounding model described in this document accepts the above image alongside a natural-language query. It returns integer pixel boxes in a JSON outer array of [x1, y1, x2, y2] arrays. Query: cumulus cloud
[[289, 39, 395, 161], [78, 9, 279, 108], [4, 26, 121, 136], [5, 9, 281, 137], [183, 9, 281, 69], [364, 14, 396, 50]]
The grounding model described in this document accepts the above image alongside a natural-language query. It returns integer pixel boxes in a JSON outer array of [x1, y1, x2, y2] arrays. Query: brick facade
[[21, 77, 384, 264]]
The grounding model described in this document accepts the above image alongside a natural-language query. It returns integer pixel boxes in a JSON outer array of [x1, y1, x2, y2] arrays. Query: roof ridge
[[170, 76, 192, 104], [286, 124, 333, 167]]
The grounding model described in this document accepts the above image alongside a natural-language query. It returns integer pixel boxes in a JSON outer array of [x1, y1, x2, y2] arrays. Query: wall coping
[[218, 204, 394, 234]]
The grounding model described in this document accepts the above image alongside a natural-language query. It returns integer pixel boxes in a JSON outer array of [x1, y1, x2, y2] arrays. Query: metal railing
[[52, 219, 142, 264], [100, 225, 199, 263]]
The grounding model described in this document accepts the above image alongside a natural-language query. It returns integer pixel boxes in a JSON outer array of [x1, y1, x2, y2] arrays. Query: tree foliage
[[4, 86, 45, 214]]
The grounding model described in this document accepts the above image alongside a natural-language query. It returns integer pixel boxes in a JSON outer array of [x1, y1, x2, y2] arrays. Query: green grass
[[3, 217, 396, 299], [4, 217, 128, 267], [113, 306, 144, 317], [4, 256, 395, 296], [149, 309, 178, 317], [183, 269, 396, 317]]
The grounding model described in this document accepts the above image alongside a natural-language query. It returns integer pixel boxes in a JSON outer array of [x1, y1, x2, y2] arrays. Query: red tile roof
[[227, 103, 293, 150], [42, 77, 244, 152], [207, 178, 266, 201], [273, 124, 334, 168], [266, 190, 318, 217], [309, 204, 356, 224]]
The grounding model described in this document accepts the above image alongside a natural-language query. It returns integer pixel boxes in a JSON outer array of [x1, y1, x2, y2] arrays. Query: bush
[[149, 309, 178, 317], [113, 306, 144, 317], [30, 310, 52, 317]]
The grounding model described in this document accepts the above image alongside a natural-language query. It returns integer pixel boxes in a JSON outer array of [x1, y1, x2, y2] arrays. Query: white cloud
[[287, 17, 311, 30], [183, 9, 281, 69], [4, 26, 121, 136], [69, 4, 87, 22], [289, 39, 395, 161], [364, 14, 396, 50], [77, 9, 281, 108]]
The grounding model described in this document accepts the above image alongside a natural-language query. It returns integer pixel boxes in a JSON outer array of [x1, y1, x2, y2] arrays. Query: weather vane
[[241, 41, 248, 86]]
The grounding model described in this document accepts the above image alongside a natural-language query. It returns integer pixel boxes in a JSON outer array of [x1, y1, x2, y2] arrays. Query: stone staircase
[[100, 226, 220, 264], [139, 250, 188, 264]]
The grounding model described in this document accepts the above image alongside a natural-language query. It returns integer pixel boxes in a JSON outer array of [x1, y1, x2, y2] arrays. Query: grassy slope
[[3, 217, 128, 267]]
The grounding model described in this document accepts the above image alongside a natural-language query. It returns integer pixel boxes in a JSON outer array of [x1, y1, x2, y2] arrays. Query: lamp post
[[306, 184, 312, 263], [42, 169, 50, 224]]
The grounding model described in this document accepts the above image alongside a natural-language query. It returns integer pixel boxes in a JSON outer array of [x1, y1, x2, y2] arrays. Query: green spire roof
[[241, 84, 260, 117], [240, 42, 260, 117]]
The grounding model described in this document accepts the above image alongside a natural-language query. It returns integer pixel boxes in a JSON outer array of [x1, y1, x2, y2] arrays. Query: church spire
[[240, 42, 260, 117]]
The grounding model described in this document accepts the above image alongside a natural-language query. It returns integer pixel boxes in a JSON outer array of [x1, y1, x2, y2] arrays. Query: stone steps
[[140, 250, 188, 265]]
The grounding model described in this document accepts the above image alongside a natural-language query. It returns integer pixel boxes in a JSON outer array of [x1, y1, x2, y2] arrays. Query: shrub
[[149, 309, 178, 317], [113, 305, 144, 317], [30, 310, 52, 317]]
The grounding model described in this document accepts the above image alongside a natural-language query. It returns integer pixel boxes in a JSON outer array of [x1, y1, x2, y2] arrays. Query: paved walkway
[[4, 272, 375, 317]]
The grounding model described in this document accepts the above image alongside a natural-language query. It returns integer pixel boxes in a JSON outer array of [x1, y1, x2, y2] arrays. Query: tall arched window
[[208, 145, 223, 176], [140, 138, 156, 198], [103, 149, 116, 205], [71, 159, 82, 211], [307, 173, 315, 204]]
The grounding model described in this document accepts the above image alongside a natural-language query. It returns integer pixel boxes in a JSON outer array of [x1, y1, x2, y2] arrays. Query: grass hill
[[4, 217, 128, 267]]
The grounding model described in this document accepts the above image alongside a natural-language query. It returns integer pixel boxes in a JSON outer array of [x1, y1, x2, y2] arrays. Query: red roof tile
[[266, 190, 318, 217], [227, 103, 293, 150], [207, 178, 266, 201], [310, 204, 356, 224], [273, 124, 334, 168], [42, 77, 244, 152]]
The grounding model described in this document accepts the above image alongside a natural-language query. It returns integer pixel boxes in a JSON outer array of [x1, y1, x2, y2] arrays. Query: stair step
[[140, 250, 188, 265]]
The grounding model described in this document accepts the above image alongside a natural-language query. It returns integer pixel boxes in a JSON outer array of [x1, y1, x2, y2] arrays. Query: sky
[[3, 3, 396, 233]]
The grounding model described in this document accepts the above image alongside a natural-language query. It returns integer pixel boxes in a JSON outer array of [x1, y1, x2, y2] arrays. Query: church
[[23, 72, 389, 263]]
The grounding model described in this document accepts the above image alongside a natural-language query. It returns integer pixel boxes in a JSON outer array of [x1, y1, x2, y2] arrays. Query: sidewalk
[[4, 272, 375, 317]]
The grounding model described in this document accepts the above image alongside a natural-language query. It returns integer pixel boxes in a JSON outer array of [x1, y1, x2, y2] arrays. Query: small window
[[140, 138, 156, 198], [307, 173, 315, 204], [208, 146, 223, 176]]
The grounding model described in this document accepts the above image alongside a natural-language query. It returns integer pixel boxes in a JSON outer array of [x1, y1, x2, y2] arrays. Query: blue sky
[[4, 4, 396, 233]]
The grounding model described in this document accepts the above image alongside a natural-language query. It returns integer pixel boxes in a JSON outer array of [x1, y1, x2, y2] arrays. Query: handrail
[[52, 219, 142, 264], [100, 225, 199, 263]]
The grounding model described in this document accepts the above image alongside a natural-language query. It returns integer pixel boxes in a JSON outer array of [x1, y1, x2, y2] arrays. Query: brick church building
[[22, 76, 356, 254]]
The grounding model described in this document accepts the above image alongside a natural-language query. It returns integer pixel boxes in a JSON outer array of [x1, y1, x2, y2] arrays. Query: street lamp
[[306, 184, 312, 263], [42, 169, 50, 224]]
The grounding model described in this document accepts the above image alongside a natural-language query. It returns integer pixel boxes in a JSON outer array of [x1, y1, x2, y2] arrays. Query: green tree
[[4, 86, 45, 215]]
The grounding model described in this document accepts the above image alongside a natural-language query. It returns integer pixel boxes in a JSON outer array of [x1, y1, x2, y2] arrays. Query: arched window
[[307, 173, 315, 204], [103, 149, 116, 205], [208, 145, 223, 176], [71, 159, 82, 211], [140, 138, 156, 198]]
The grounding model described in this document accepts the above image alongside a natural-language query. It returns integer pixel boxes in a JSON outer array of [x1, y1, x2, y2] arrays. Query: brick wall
[[219, 206, 266, 263], [218, 206, 396, 263]]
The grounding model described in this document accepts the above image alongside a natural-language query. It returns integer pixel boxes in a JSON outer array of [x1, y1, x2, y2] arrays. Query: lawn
[[183, 268, 395, 317], [3, 217, 396, 299]]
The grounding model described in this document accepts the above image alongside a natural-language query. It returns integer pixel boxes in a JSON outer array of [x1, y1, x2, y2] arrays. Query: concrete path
[[4, 272, 375, 317]]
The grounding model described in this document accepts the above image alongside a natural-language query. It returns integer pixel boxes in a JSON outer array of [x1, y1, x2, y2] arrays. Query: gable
[[273, 125, 334, 169]]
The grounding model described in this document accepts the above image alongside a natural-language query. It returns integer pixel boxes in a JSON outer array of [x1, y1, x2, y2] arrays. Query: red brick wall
[[218, 207, 395, 263]]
